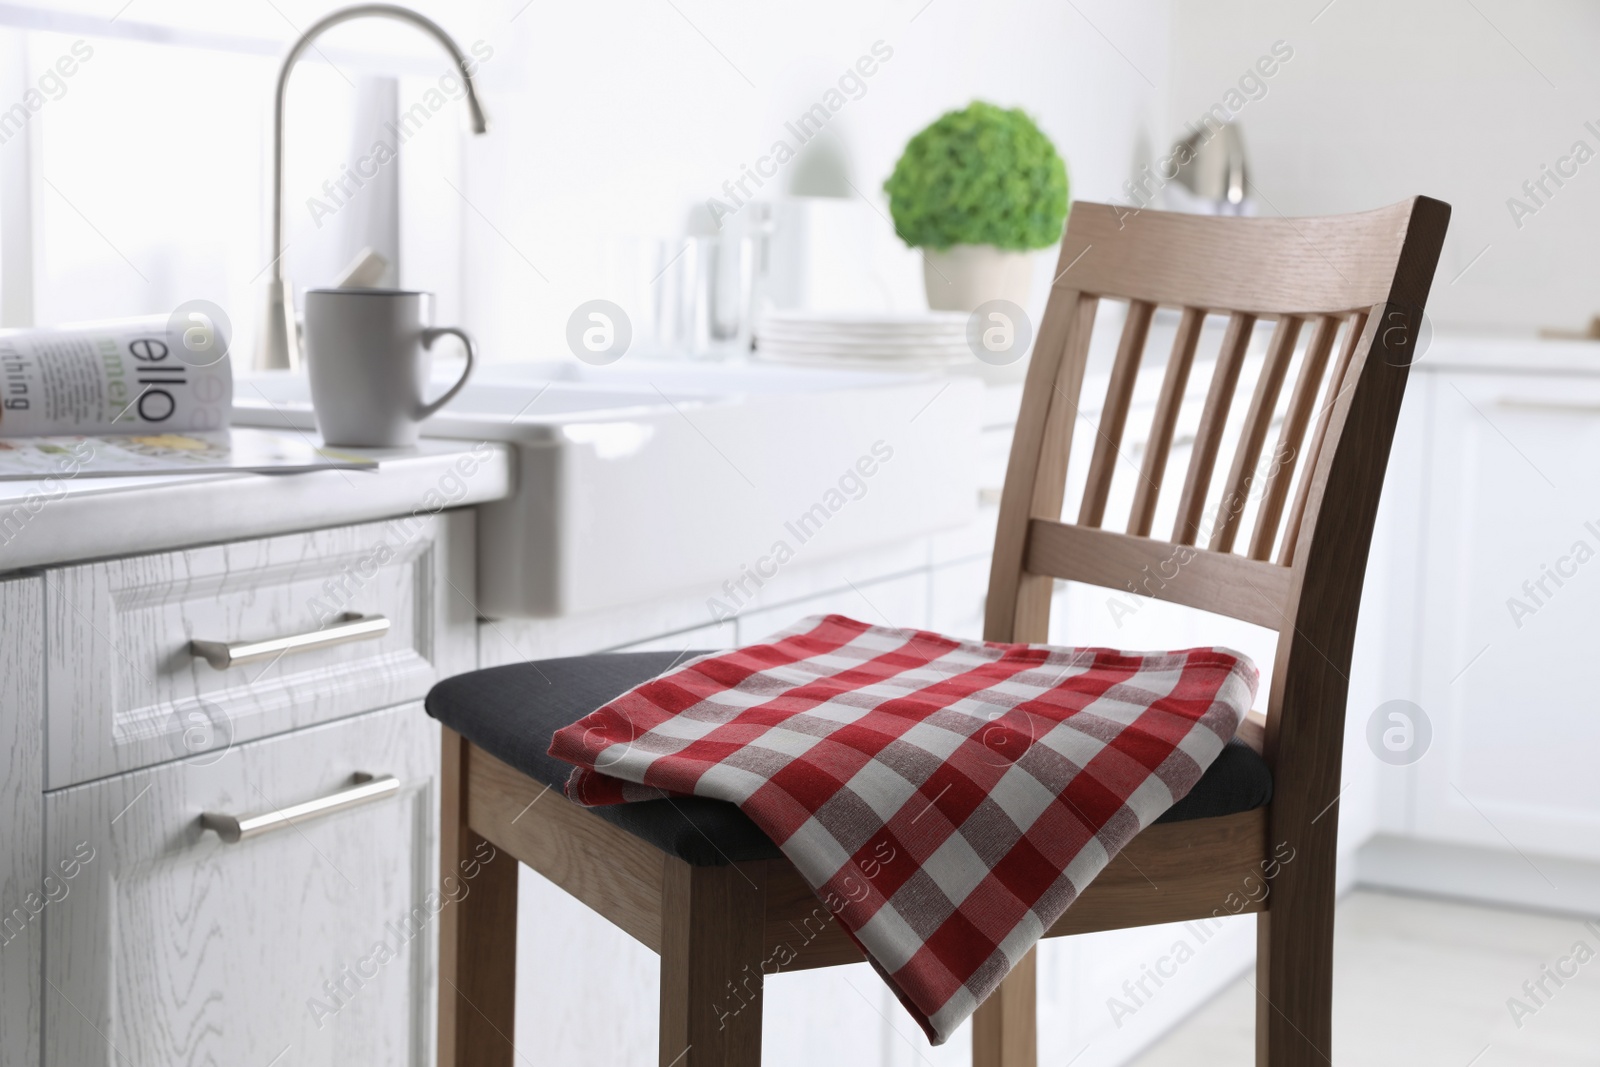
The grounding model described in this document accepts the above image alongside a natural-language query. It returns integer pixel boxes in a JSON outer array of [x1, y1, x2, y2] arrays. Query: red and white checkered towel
[[548, 614, 1257, 1043]]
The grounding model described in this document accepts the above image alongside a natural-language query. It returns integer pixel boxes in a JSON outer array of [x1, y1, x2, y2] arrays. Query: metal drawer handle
[[189, 611, 390, 670], [201, 773, 399, 843]]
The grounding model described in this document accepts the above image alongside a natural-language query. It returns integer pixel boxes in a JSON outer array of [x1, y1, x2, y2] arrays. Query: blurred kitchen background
[[3, 1, 1597, 1065], [8, 0, 1600, 356]]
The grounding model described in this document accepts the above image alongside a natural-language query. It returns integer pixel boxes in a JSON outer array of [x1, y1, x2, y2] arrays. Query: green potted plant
[[883, 101, 1069, 312]]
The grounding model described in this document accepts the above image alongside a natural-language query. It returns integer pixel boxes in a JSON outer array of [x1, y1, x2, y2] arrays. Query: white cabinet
[[928, 555, 990, 641], [734, 569, 931, 644], [0, 510, 478, 1067], [0, 576, 44, 1067], [46, 514, 476, 789], [43, 703, 441, 1067], [609, 620, 737, 654], [1408, 366, 1600, 860]]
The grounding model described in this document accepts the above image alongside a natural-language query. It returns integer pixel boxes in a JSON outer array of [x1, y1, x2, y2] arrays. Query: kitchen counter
[[8, 332, 1566, 582], [1421, 333, 1600, 376], [0, 437, 513, 573]]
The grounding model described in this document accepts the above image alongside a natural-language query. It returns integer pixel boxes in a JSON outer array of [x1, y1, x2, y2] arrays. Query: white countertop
[[1, 333, 1588, 578], [0, 437, 513, 573], [1419, 334, 1600, 377]]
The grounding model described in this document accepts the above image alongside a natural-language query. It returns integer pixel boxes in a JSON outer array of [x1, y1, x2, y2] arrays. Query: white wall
[[1168, 0, 1600, 334], [457, 0, 1173, 362], [14, 0, 1595, 344]]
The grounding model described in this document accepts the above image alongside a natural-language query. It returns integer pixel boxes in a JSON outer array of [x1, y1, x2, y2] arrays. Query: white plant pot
[[921, 245, 1034, 312]]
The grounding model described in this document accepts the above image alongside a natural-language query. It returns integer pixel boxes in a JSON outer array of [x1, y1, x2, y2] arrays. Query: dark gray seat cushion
[[426, 651, 1273, 867]]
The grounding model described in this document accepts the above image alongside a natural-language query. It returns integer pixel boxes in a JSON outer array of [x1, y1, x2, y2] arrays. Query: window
[[0, 3, 474, 364]]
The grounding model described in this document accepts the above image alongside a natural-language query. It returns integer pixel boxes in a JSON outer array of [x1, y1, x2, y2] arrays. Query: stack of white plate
[[755, 310, 972, 367]]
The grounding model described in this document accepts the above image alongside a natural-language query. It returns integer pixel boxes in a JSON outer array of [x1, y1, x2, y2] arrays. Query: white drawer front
[[46, 512, 474, 788], [43, 703, 442, 1067]]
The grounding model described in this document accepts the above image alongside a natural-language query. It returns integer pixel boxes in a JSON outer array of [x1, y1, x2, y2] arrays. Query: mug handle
[[417, 326, 476, 420]]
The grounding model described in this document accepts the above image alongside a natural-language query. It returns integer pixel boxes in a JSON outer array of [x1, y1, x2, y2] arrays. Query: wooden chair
[[430, 196, 1449, 1067]]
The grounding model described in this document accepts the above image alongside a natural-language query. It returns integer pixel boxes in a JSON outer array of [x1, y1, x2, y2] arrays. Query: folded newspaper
[[0, 316, 374, 478], [0, 315, 231, 435]]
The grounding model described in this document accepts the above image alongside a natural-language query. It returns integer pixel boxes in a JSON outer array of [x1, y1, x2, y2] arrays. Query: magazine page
[[0, 315, 232, 436], [0, 429, 376, 482]]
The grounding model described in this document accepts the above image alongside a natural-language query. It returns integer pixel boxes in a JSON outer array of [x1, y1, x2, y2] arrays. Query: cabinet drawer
[[46, 512, 474, 788], [43, 702, 442, 1067]]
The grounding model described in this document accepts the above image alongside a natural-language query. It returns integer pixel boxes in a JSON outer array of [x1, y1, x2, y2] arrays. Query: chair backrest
[[985, 198, 1449, 790]]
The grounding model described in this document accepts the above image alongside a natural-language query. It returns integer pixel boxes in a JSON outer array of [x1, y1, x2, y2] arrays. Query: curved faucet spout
[[260, 3, 489, 369]]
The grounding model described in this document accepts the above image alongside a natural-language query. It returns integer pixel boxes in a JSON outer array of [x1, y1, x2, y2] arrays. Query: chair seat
[[426, 650, 1273, 867]]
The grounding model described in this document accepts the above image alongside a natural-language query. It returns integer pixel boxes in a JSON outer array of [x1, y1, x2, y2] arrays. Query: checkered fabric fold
[[547, 614, 1257, 1044]]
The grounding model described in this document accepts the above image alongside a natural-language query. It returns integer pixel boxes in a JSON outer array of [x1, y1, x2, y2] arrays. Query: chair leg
[[1255, 870, 1335, 1066], [972, 947, 1037, 1067], [438, 728, 520, 1067], [659, 858, 768, 1067]]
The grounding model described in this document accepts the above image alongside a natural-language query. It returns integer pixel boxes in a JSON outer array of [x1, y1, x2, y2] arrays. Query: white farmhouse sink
[[235, 360, 982, 619]]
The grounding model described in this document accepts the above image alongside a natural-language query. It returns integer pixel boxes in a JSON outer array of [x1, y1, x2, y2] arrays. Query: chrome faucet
[[257, 3, 489, 371]]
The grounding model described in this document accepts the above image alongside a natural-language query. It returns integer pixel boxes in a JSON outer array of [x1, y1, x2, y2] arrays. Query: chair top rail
[[1052, 201, 1417, 315]]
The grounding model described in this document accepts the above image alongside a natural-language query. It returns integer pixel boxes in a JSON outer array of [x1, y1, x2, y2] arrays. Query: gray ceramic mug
[[304, 289, 475, 447]]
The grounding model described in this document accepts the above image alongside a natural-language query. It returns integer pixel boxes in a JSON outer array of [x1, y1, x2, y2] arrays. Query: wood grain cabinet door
[[45, 511, 475, 789], [43, 704, 442, 1067], [0, 576, 44, 1067]]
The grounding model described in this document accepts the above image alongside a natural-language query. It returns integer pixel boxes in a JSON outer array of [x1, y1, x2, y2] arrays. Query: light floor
[[1128, 889, 1600, 1066]]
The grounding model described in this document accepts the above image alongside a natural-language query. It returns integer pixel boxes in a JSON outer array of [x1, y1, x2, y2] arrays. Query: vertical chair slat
[[1248, 314, 1340, 561], [1171, 311, 1256, 546], [983, 288, 1099, 644], [1028, 293, 1101, 515], [1077, 300, 1155, 528], [1127, 306, 1205, 537], [1277, 309, 1370, 566], [1209, 315, 1303, 554], [1009, 293, 1101, 643]]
